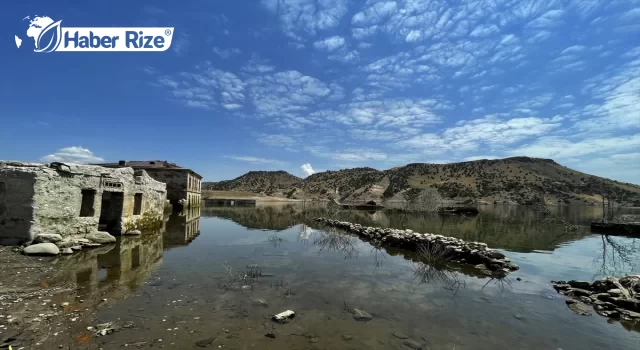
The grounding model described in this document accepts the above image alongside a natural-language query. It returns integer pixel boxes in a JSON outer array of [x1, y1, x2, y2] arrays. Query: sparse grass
[[313, 229, 359, 259], [267, 233, 287, 247]]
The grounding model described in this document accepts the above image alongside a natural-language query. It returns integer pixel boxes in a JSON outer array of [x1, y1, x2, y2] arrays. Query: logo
[[16, 15, 174, 53]]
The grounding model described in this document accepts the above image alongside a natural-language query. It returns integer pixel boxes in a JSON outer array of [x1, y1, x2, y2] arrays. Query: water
[[49, 204, 640, 349]]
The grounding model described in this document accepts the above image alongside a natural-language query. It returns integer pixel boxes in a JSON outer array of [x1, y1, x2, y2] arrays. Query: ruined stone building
[[0, 161, 167, 245], [94, 160, 202, 209]]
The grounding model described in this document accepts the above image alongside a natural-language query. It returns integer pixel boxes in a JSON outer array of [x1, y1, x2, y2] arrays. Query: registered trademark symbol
[[165, 29, 172, 36]]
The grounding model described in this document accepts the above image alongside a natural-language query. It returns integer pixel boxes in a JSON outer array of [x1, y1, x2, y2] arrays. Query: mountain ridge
[[202, 157, 640, 205]]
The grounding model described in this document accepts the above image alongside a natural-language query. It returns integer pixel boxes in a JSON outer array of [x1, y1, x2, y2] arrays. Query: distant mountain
[[203, 170, 302, 197], [203, 157, 640, 205]]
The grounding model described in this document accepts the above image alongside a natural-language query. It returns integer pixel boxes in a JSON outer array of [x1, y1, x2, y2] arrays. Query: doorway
[[99, 191, 124, 233]]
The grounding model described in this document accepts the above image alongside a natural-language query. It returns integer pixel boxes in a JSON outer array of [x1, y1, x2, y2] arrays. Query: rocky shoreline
[[18, 230, 141, 256], [313, 218, 518, 276], [551, 276, 640, 321]]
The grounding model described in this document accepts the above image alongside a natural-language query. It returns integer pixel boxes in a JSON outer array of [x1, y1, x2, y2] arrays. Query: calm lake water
[[50, 204, 640, 349]]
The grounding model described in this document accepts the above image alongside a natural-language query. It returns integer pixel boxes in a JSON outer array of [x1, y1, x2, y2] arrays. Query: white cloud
[[41, 147, 104, 164], [258, 134, 297, 147], [307, 147, 387, 162], [300, 163, 315, 177], [261, 0, 348, 40], [213, 47, 241, 59], [224, 155, 287, 165], [313, 36, 345, 51]]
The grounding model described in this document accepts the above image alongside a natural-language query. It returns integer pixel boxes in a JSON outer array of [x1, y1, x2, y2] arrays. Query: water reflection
[[164, 206, 201, 249], [39, 203, 640, 349], [54, 233, 164, 301], [52, 208, 202, 301]]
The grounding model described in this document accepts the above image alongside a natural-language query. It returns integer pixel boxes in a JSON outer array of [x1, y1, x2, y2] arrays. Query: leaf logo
[[35, 20, 62, 53]]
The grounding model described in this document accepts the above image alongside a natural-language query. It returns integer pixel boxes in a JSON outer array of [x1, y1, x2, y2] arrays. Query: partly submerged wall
[[0, 161, 167, 243]]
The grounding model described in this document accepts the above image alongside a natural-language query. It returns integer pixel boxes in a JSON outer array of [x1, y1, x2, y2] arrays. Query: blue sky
[[1, 1, 639, 183]]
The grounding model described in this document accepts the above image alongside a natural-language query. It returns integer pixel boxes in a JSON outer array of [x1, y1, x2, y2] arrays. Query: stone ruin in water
[[0, 161, 167, 245]]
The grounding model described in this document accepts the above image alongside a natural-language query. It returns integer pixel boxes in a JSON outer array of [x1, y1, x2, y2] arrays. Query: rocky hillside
[[206, 157, 640, 205], [203, 170, 301, 197]]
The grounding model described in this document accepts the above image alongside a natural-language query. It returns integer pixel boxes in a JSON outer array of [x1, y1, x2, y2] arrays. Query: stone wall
[[0, 161, 167, 244], [0, 162, 37, 245], [142, 169, 201, 207]]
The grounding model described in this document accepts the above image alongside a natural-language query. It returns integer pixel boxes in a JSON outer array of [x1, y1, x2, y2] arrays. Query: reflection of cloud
[[299, 224, 314, 240]]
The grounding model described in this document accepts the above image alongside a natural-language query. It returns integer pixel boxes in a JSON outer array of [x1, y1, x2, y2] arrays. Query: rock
[[568, 280, 591, 290], [403, 339, 423, 350], [70, 245, 82, 251], [569, 288, 592, 297], [352, 309, 373, 322], [253, 299, 268, 307], [23, 243, 60, 256], [617, 308, 640, 319], [342, 335, 353, 341], [125, 230, 142, 236], [265, 332, 276, 339], [486, 250, 506, 259], [195, 338, 216, 347], [86, 231, 116, 244], [607, 289, 622, 297], [565, 300, 592, 316], [392, 332, 409, 339], [309, 337, 320, 343], [56, 239, 75, 248], [34, 233, 63, 244], [272, 310, 295, 323], [61, 248, 73, 255], [513, 314, 526, 321]]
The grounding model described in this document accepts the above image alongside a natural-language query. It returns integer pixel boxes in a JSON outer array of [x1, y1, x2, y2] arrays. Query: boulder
[[34, 233, 63, 244], [61, 248, 73, 255], [86, 231, 116, 244], [125, 230, 142, 236], [23, 243, 59, 256], [568, 280, 592, 290], [568, 288, 593, 297]]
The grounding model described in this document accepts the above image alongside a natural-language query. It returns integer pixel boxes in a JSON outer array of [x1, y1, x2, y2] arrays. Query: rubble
[[552, 276, 640, 321], [313, 218, 518, 275]]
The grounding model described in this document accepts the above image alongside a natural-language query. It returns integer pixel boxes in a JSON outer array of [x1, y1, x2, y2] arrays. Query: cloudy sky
[[1, 1, 639, 183]]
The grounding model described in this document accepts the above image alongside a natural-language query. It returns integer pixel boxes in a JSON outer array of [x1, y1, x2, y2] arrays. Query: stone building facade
[[0, 161, 167, 245], [95, 161, 202, 209]]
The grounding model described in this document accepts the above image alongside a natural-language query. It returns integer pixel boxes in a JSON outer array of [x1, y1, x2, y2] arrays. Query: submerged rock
[[403, 339, 423, 350], [23, 243, 59, 256], [566, 300, 592, 316], [392, 332, 409, 339], [352, 309, 373, 322], [252, 299, 268, 307]]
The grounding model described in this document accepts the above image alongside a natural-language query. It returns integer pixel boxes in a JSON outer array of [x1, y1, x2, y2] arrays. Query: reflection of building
[[164, 206, 201, 249], [54, 233, 164, 299], [95, 160, 202, 209], [0, 161, 167, 244]]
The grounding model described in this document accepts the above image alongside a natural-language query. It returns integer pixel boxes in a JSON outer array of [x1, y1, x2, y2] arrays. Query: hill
[[204, 157, 640, 205], [202, 170, 302, 198]]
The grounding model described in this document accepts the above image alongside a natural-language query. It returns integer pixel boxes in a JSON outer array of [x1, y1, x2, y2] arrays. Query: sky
[[1, 1, 639, 183]]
